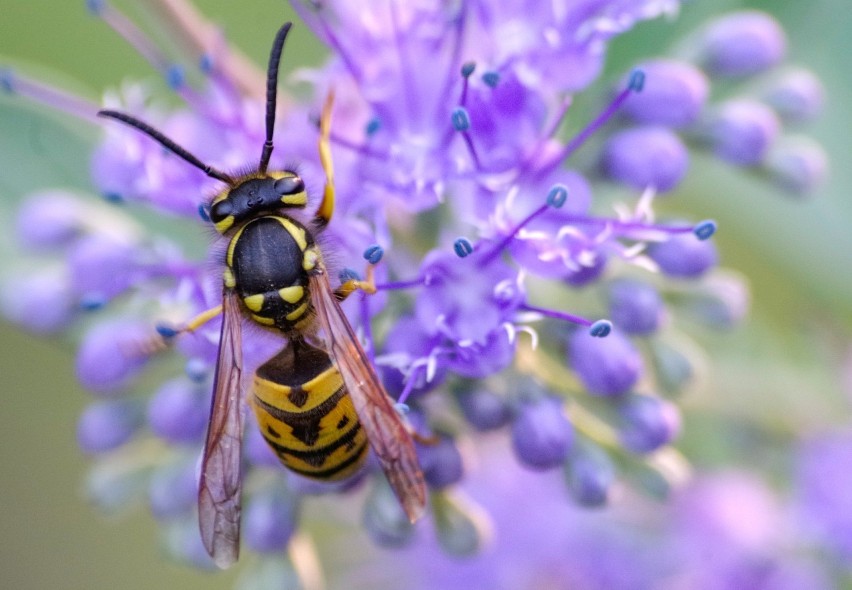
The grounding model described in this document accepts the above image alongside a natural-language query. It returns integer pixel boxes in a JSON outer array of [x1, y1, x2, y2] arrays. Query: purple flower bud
[[762, 68, 825, 122], [564, 442, 615, 507], [67, 235, 139, 302], [1, 272, 75, 334], [244, 488, 299, 553], [457, 388, 511, 431], [674, 471, 780, 551], [149, 459, 198, 520], [76, 319, 151, 394], [511, 396, 573, 470], [765, 137, 828, 195], [15, 190, 84, 250], [794, 432, 852, 558], [363, 478, 415, 547], [647, 232, 718, 278], [695, 11, 787, 78], [616, 394, 681, 453], [649, 340, 695, 396], [600, 126, 689, 192], [147, 378, 209, 444], [418, 435, 464, 489], [432, 493, 488, 557], [704, 100, 780, 165], [77, 399, 143, 453], [608, 279, 664, 335], [622, 60, 709, 127], [681, 271, 751, 327], [568, 329, 642, 396], [163, 520, 216, 570]]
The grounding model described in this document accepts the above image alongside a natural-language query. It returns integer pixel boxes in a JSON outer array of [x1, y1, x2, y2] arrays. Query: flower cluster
[[0, 0, 829, 586]]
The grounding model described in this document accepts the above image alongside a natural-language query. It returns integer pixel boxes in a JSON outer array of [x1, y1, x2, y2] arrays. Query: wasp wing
[[309, 270, 427, 523], [198, 288, 245, 569]]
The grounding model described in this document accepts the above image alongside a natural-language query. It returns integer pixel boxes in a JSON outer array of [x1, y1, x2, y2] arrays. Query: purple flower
[[568, 328, 643, 396], [0, 0, 829, 584], [511, 396, 574, 470]]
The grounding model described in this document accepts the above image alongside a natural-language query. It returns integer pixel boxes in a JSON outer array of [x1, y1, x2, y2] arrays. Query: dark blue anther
[[102, 192, 124, 204], [339, 268, 361, 283], [461, 62, 476, 78], [451, 107, 471, 132], [628, 69, 646, 93], [546, 184, 569, 208], [453, 237, 474, 258], [166, 64, 185, 90], [365, 117, 381, 136], [80, 293, 106, 311], [482, 71, 500, 88], [199, 54, 214, 74], [86, 0, 105, 15], [0, 68, 14, 93], [185, 358, 208, 383], [156, 324, 179, 339], [693, 219, 717, 240], [197, 204, 211, 222], [589, 320, 613, 338], [363, 244, 384, 265]]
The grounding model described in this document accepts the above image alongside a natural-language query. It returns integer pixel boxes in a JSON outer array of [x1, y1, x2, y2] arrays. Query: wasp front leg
[[334, 264, 377, 302], [313, 90, 336, 228], [156, 304, 224, 340]]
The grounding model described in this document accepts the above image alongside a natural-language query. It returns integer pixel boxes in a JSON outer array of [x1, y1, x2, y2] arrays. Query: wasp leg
[[334, 265, 376, 301], [313, 90, 336, 228], [410, 430, 440, 446], [158, 304, 224, 340]]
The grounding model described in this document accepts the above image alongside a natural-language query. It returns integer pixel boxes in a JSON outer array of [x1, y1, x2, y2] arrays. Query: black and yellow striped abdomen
[[225, 215, 316, 336], [251, 341, 368, 481]]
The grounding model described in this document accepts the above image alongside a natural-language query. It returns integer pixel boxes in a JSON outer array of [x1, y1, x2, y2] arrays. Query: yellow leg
[[184, 305, 223, 332], [159, 304, 223, 339], [335, 265, 376, 301], [314, 90, 336, 227]]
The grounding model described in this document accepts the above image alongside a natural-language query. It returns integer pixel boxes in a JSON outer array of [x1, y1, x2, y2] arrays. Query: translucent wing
[[198, 288, 245, 569], [309, 269, 427, 522]]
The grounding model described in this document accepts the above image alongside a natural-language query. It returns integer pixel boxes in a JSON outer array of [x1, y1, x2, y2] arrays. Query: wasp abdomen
[[251, 341, 369, 481], [228, 216, 314, 332]]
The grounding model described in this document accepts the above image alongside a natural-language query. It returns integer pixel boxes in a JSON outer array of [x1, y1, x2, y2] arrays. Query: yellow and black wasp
[[98, 22, 426, 568]]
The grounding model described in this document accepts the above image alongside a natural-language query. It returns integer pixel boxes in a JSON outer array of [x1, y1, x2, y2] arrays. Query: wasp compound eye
[[273, 176, 305, 195], [210, 199, 233, 222]]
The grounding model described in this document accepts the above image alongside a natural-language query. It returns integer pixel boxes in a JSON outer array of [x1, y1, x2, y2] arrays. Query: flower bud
[[147, 378, 209, 444], [607, 279, 664, 335], [600, 126, 689, 192], [694, 11, 787, 78], [647, 232, 718, 279], [622, 60, 709, 127], [617, 394, 681, 453], [244, 487, 299, 553], [511, 396, 574, 470], [77, 399, 144, 453], [568, 328, 642, 396]]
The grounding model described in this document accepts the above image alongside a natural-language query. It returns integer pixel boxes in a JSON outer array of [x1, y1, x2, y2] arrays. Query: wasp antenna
[[97, 109, 234, 184], [258, 22, 294, 174]]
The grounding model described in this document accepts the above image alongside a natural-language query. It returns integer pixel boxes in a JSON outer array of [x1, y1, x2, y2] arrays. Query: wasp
[[98, 22, 426, 569]]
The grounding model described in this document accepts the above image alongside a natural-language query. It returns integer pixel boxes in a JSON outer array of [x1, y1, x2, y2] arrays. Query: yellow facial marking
[[278, 286, 304, 304], [243, 294, 265, 312], [214, 215, 235, 234], [281, 192, 307, 206]]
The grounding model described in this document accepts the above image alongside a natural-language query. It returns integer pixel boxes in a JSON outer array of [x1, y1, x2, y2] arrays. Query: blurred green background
[[1, 1, 851, 588]]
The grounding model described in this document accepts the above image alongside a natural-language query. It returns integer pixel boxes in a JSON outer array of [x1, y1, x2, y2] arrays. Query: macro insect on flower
[[0, 0, 835, 587], [98, 21, 427, 568]]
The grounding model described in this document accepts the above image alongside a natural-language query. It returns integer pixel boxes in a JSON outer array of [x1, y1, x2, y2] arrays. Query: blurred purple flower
[[0, 0, 829, 585]]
